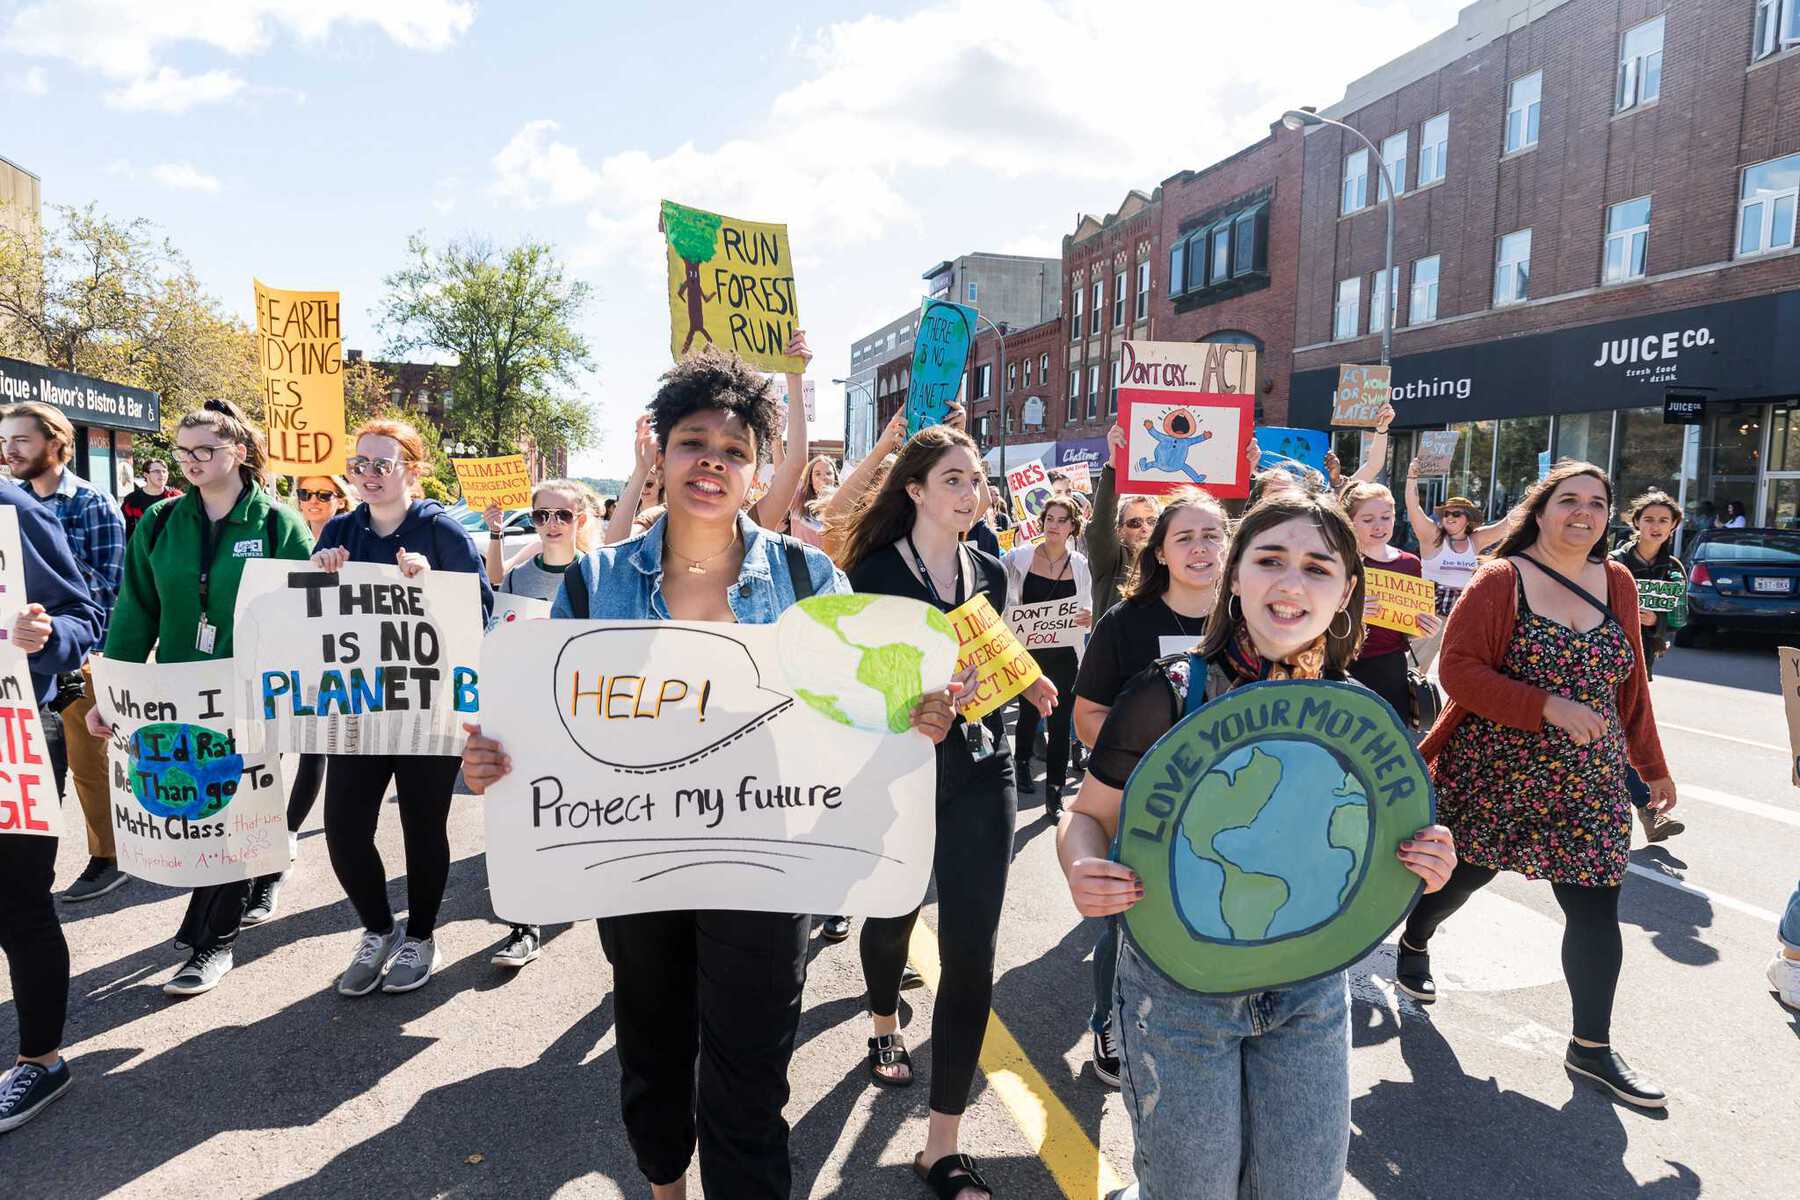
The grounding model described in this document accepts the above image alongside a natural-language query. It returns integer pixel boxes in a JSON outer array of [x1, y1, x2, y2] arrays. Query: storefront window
[[1492, 416, 1551, 515], [1554, 411, 1613, 471], [1688, 402, 1763, 536], [1444, 419, 1496, 517], [1769, 402, 1800, 472], [1613, 406, 1685, 514], [1769, 479, 1800, 530]]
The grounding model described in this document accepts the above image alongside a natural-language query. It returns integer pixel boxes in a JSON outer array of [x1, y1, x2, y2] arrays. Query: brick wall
[[1060, 190, 1162, 441], [967, 317, 1063, 451]]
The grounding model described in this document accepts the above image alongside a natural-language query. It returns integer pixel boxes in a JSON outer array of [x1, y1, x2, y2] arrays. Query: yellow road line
[[908, 919, 1128, 1199]]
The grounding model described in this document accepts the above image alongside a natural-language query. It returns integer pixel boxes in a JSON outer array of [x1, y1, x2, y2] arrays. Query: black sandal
[[869, 1032, 913, 1088], [914, 1151, 993, 1199]]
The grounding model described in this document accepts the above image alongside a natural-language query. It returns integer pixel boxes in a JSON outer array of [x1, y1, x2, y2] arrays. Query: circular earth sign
[[1117, 678, 1434, 995], [128, 722, 245, 822], [776, 594, 960, 735]]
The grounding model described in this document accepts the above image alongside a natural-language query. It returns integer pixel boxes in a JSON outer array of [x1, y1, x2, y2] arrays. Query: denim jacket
[[552, 513, 849, 622]]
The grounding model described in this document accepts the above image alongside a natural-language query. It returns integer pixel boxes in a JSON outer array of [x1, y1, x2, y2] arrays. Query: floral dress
[[1431, 572, 1637, 886]]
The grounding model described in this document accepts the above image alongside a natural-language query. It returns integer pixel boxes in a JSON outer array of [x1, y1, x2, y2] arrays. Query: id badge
[[195, 617, 217, 655]]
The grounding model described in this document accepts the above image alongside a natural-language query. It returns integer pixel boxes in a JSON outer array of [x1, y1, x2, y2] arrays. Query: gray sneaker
[[382, 937, 442, 993], [491, 925, 541, 969], [241, 875, 283, 926], [163, 945, 234, 996], [337, 927, 404, 997], [62, 857, 127, 903]]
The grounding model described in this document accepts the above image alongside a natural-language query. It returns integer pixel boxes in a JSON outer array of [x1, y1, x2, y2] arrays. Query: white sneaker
[[1768, 952, 1800, 1009]]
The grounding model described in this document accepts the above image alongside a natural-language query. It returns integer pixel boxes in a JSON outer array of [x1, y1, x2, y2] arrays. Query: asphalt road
[[4, 635, 1797, 1198]]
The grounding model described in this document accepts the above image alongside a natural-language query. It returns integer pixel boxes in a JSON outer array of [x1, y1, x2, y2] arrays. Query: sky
[[0, 0, 1466, 478]]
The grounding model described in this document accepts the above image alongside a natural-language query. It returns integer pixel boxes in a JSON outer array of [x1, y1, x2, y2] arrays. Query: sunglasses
[[532, 507, 577, 526], [295, 488, 339, 503], [1120, 516, 1153, 530], [346, 456, 408, 478]]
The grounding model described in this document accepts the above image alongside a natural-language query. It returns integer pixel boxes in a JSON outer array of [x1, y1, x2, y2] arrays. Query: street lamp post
[[975, 316, 1009, 512], [1283, 109, 1398, 367], [830, 376, 875, 461]]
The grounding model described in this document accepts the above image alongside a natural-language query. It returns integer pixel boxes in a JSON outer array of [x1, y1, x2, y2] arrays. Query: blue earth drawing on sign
[[128, 723, 244, 821], [1171, 740, 1372, 944]]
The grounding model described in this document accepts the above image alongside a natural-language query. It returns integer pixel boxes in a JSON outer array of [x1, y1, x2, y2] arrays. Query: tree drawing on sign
[[663, 202, 723, 355]]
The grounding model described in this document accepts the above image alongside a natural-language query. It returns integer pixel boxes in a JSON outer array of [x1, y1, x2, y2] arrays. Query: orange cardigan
[[1418, 557, 1669, 782]]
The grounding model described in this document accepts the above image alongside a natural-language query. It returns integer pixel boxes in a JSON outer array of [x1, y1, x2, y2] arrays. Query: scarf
[[1225, 622, 1328, 683]]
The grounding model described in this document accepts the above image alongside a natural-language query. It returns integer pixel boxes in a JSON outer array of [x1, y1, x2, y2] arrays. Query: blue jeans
[[1090, 918, 1119, 1034], [1781, 881, 1800, 953], [1114, 939, 1349, 1200]]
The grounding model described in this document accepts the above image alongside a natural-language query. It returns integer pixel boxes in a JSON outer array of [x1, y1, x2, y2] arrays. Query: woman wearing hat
[[1405, 461, 1513, 669]]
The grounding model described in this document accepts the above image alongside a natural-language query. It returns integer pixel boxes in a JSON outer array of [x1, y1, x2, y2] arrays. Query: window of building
[[977, 415, 990, 442], [1505, 71, 1542, 153], [1208, 226, 1230, 284], [1071, 284, 1083, 340], [1368, 267, 1400, 334], [887, 331, 897, 351], [1087, 364, 1100, 420], [1232, 213, 1255, 277], [1418, 113, 1448, 186], [1494, 229, 1532, 306], [1023, 358, 1032, 387], [1006, 409, 1015, 435], [1169, 241, 1186, 295], [1754, 0, 1800, 59], [1008, 362, 1018, 391], [977, 363, 992, 399], [1618, 17, 1664, 111], [1380, 131, 1407, 199], [966, 281, 978, 303], [1603, 195, 1652, 282], [1135, 260, 1150, 319], [1040, 352, 1049, 380], [1342, 148, 1370, 214], [1334, 278, 1361, 340], [1113, 270, 1126, 327], [1090, 279, 1103, 335], [1109, 359, 1120, 415], [1737, 153, 1800, 257], [1186, 234, 1207, 291], [1409, 255, 1440, 323]]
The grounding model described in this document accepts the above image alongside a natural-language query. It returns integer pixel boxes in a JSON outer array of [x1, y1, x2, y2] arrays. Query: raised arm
[[826, 405, 906, 526], [483, 503, 508, 586], [605, 414, 657, 546], [1403, 459, 1439, 549], [752, 330, 812, 528], [1349, 402, 1395, 484], [1473, 507, 1518, 551]]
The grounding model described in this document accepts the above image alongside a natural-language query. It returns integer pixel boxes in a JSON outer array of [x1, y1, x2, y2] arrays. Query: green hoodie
[[104, 481, 315, 664]]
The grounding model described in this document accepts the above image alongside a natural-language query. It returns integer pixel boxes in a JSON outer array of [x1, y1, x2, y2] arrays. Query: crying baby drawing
[[1137, 410, 1214, 484]]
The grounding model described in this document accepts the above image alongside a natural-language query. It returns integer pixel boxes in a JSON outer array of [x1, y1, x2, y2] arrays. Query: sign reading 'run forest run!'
[[661, 200, 804, 374]]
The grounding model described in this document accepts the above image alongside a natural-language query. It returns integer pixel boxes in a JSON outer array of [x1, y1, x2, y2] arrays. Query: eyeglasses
[[346, 456, 407, 478], [295, 488, 339, 503], [531, 507, 576, 526], [173, 444, 231, 463], [1120, 517, 1153, 530]]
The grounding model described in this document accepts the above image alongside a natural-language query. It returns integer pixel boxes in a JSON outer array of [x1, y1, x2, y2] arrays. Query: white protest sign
[[481, 594, 951, 923], [1006, 598, 1085, 650], [490, 593, 553, 630], [94, 658, 288, 885], [233, 560, 483, 756], [1159, 635, 1204, 660], [0, 508, 59, 838], [0, 505, 25, 639]]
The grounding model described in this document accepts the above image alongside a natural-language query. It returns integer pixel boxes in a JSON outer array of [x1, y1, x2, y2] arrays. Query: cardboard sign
[[1415, 431, 1461, 476], [453, 456, 533, 511], [661, 200, 802, 373], [996, 529, 1017, 552], [255, 279, 347, 475], [94, 658, 288, 886], [1117, 679, 1434, 995], [1006, 460, 1048, 497], [1120, 338, 1256, 397], [1635, 579, 1686, 614], [490, 593, 553, 629], [1779, 647, 1800, 787], [1332, 365, 1391, 427], [1159, 635, 1204, 659], [1113, 338, 1256, 499], [0, 647, 55, 837], [1059, 462, 1093, 494], [1365, 568, 1437, 636], [232, 561, 484, 756], [946, 594, 1043, 722], [906, 297, 979, 434], [1256, 426, 1330, 476], [1006, 598, 1086, 651], [480, 594, 951, 922], [0, 504, 25, 640]]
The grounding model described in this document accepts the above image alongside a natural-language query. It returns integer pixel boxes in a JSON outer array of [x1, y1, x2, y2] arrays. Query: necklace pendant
[[686, 563, 707, 575]]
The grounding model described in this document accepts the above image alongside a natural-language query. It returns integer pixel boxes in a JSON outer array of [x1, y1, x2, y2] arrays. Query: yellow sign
[[452, 455, 533, 510], [255, 279, 346, 474], [1365, 568, 1437, 636], [661, 200, 803, 374], [996, 529, 1016, 552], [945, 594, 1043, 723]]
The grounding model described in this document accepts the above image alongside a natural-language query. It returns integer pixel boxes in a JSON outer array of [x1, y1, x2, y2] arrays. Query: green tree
[[662, 201, 722, 355], [377, 234, 596, 463]]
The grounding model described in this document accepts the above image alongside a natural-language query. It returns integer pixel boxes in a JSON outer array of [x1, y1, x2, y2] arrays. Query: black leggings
[[1349, 649, 1412, 725], [860, 732, 1016, 1115], [1014, 648, 1079, 796], [251, 753, 326, 890], [323, 754, 459, 941], [1403, 861, 1623, 1043], [0, 835, 67, 1058]]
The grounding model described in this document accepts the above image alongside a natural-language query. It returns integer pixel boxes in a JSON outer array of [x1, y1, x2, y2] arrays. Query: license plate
[[1751, 576, 1793, 593]]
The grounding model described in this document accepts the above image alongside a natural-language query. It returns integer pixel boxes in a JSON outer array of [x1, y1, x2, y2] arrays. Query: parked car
[[1676, 527, 1800, 645], [448, 503, 536, 560]]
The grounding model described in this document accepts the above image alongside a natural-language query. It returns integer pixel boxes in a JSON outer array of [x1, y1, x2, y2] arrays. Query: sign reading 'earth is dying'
[[1118, 679, 1434, 995]]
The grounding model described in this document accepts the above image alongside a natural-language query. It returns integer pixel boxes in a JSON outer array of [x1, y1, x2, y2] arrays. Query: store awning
[[982, 440, 1056, 474]]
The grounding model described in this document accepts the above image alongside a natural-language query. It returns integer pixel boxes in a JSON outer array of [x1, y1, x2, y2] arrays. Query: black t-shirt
[[1074, 597, 1206, 707]]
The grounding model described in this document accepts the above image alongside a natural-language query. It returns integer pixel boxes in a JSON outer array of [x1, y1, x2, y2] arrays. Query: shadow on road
[[1621, 848, 1720, 966]]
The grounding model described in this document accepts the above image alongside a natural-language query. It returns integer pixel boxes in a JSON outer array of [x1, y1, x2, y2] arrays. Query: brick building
[[1157, 123, 1306, 425], [1290, 0, 1800, 534], [873, 351, 912, 437], [966, 316, 1065, 474], [1059, 190, 1162, 464]]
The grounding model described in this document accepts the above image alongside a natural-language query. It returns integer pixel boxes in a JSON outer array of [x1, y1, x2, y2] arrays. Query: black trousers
[[0, 835, 68, 1057], [1349, 649, 1412, 726], [597, 908, 810, 1196], [323, 755, 459, 940], [1403, 861, 1623, 1043], [1014, 648, 1079, 797], [860, 732, 1016, 1115]]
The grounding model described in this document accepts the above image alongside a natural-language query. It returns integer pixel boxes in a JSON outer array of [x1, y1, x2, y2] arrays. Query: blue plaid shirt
[[38, 466, 126, 635]]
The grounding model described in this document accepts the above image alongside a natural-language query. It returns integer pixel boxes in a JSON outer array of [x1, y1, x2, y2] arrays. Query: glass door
[[1762, 401, 1800, 529]]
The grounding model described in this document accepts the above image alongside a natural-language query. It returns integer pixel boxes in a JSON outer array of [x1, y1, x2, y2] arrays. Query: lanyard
[[197, 511, 220, 612], [906, 537, 966, 608]]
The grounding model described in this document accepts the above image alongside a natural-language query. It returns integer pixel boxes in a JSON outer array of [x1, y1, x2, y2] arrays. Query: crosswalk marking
[[1662, 722, 1791, 755], [1625, 863, 1781, 924], [1675, 781, 1800, 828]]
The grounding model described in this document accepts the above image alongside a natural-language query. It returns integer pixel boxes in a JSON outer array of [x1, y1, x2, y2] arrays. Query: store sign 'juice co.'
[[1591, 325, 1715, 368]]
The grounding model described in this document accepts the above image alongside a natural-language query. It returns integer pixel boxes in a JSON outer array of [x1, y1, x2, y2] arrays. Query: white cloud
[[148, 162, 221, 193], [107, 67, 244, 112], [491, 121, 602, 209], [12, 64, 48, 95]]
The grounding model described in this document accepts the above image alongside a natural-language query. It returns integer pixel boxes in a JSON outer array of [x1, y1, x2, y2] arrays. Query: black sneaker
[[1395, 941, 1436, 1003], [1092, 1023, 1121, 1089], [241, 875, 283, 927], [1044, 785, 1064, 822], [900, 964, 925, 990], [491, 925, 542, 969], [0, 1059, 70, 1133], [163, 945, 234, 997], [61, 857, 127, 903], [819, 916, 851, 943], [1565, 1042, 1666, 1109]]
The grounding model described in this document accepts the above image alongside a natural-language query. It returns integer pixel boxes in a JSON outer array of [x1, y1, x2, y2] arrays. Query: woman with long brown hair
[[838, 423, 1056, 1200], [1398, 460, 1677, 1109], [786, 454, 838, 548], [1002, 494, 1091, 819]]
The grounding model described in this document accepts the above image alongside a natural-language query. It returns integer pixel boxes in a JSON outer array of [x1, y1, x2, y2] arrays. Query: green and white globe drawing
[[777, 595, 960, 735], [1172, 740, 1373, 943]]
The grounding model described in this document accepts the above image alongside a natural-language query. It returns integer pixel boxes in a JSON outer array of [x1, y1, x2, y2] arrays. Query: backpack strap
[[562, 560, 591, 619], [142, 499, 178, 553], [265, 506, 281, 553], [1518, 554, 1616, 625], [783, 535, 815, 602]]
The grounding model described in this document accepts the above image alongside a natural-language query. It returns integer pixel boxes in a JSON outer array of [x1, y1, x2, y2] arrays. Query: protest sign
[[1537, 449, 1552, 480], [769, 375, 817, 422], [1117, 340, 1254, 498], [1007, 462, 1055, 525], [1635, 579, 1686, 614], [491, 593, 553, 628], [1006, 460, 1048, 496], [996, 529, 1017, 552], [452, 456, 533, 510], [1332, 365, 1391, 427], [661, 200, 803, 374], [906, 297, 979, 434], [0, 647, 54, 837], [1780, 647, 1800, 787], [946, 594, 1042, 722], [1006, 598, 1085, 651], [481, 594, 951, 922], [94, 658, 287, 886], [1012, 516, 1043, 543], [255, 279, 346, 475], [1117, 679, 1434, 994], [232, 561, 483, 756], [1059, 462, 1092, 494], [0, 504, 24, 639], [1365, 568, 1437, 636], [1257, 426, 1330, 476], [1416, 430, 1461, 475]]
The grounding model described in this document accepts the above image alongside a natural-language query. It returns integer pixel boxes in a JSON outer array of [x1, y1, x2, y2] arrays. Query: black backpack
[[560, 535, 815, 618]]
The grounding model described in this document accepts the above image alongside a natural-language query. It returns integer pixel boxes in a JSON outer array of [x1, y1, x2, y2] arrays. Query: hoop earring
[[1228, 594, 1242, 623], [1330, 608, 1353, 639]]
